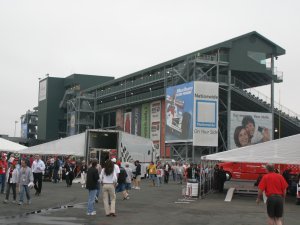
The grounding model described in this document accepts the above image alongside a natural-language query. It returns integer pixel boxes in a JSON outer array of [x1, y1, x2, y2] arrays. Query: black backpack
[[118, 167, 127, 183]]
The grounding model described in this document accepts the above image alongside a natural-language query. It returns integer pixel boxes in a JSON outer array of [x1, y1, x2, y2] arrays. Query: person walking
[[0, 154, 8, 194], [3, 162, 19, 204], [133, 160, 141, 189], [164, 162, 171, 184], [115, 161, 129, 200], [31, 155, 45, 196], [100, 159, 117, 217], [147, 162, 157, 187], [80, 160, 88, 188], [124, 163, 133, 195], [52, 156, 60, 183], [86, 159, 99, 216], [256, 164, 288, 225], [18, 159, 34, 205], [176, 162, 184, 184], [63, 159, 74, 187]]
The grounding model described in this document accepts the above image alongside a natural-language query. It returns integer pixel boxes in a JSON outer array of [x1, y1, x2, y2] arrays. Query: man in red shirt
[[256, 164, 288, 225], [0, 154, 8, 194]]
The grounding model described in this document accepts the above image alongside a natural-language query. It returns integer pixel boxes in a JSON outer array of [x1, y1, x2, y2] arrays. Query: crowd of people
[[1, 151, 298, 224]]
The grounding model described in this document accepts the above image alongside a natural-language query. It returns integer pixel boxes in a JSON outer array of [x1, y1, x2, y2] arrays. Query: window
[[247, 51, 266, 64]]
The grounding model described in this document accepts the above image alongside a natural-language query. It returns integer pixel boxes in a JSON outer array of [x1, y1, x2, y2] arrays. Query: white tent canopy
[[0, 138, 27, 152], [18, 133, 85, 156], [201, 134, 300, 164]]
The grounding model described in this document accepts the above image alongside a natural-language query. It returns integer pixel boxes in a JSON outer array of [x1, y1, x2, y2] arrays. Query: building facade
[[38, 32, 300, 161]]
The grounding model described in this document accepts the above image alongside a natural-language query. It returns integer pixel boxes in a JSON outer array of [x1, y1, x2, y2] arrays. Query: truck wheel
[[226, 172, 232, 181]]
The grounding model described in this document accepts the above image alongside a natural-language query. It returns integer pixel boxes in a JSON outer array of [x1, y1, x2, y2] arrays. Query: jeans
[[87, 189, 97, 213], [53, 169, 59, 183], [156, 176, 163, 187], [19, 185, 31, 202], [96, 182, 101, 198], [0, 174, 6, 193], [5, 183, 16, 200]]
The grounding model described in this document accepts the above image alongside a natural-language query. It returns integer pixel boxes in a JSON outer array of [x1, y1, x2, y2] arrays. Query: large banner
[[230, 111, 272, 149], [150, 101, 161, 155], [21, 124, 28, 139], [38, 79, 47, 102], [193, 81, 219, 147], [124, 112, 132, 133], [69, 112, 76, 136], [116, 109, 124, 131], [160, 100, 166, 158], [166, 82, 194, 143], [131, 106, 141, 136], [141, 103, 150, 138]]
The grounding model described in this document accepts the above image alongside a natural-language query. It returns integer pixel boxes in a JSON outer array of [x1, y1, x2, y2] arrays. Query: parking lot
[[0, 179, 299, 225]]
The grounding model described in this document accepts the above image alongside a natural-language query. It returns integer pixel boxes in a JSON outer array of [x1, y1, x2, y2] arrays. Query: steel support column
[[227, 70, 232, 150], [271, 56, 275, 140]]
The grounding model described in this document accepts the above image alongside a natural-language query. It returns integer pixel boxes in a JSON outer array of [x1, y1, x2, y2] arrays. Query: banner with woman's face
[[230, 111, 272, 149]]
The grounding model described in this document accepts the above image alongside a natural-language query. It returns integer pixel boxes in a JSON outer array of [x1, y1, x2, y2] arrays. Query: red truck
[[219, 162, 300, 181]]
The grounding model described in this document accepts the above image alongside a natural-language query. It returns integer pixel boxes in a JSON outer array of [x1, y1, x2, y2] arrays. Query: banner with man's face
[[230, 111, 272, 149]]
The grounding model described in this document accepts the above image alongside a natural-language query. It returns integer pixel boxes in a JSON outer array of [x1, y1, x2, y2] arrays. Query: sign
[[230, 111, 272, 149], [193, 81, 219, 147], [141, 103, 150, 138], [38, 79, 47, 102], [124, 112, 132, 133], [165, 82, 194, 143]]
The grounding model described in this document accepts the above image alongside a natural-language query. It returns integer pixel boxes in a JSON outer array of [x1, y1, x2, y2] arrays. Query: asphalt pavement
[[0, 179, 299, 225]]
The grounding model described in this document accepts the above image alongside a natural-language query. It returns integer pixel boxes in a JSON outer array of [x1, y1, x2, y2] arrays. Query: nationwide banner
[[193, 81, 219, 147], [230, 111, 272, 149]]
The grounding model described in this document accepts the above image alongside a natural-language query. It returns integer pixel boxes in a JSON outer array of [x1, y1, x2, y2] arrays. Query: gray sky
[[1, 0, 299, 137]]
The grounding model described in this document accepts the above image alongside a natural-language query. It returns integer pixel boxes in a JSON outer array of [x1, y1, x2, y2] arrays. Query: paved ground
[[0, 179, 299, 225]]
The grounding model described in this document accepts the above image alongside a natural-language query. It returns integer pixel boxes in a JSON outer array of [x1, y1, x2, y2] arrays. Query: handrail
[[231, 76, 300, 120]]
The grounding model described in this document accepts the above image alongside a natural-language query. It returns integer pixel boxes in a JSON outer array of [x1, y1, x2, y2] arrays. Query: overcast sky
[[1, 0, 299, 137]]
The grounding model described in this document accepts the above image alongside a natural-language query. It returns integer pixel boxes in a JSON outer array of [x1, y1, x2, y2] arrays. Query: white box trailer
[[17, 129, 156, 177], [85, 129, 156, 177]]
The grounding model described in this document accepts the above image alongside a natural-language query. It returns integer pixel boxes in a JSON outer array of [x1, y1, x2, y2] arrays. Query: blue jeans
[[0, 174, 6, 193], [87, 189, 97, 213], [96, 182, 101, 198], [19, 185, 31, 202]]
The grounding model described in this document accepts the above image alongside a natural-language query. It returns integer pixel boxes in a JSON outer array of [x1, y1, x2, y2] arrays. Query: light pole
[[14, 120, 18, 137]]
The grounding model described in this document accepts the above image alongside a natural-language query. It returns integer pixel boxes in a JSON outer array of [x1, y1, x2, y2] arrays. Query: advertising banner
[[230, 111, 272, 149], [193, 81, 219, 147], [21, 124, 28, 139], [150, 101, 161, 141], [116, 109, 124, 131], [160, 100, 166, 158], [131, 106, 141, 136], [69, 112, 76, 136], [166, 82, 194, 143], [141, 103, 150, 138], [150, 101, 161, 157], [124, 112, 132, 134], [38, 79, 47, 102]]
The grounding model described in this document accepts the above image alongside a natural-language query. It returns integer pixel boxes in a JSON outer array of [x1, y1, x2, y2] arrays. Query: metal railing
[[231, 77, 300, 121]]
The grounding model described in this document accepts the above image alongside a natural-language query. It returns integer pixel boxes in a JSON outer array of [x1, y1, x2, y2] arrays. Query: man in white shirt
[[31, 155, 45, 196]]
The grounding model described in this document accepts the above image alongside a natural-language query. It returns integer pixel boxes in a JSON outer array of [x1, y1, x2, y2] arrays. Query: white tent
[[0, 138, 27, 152], [18, 133, 85, 156], [201, 134, 300, 164]]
